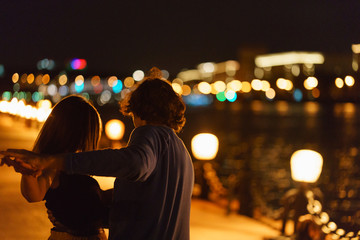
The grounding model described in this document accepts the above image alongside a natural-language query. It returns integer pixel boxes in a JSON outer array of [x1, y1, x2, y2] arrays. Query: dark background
[[0, 0, 359, 79]]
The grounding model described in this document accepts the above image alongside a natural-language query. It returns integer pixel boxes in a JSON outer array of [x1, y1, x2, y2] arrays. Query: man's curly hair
[[120, 68, 186, 132]]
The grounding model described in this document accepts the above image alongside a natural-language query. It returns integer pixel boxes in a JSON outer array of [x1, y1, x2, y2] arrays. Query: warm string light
[[306, 190, 359, 240], [0, 98, 52, 122]]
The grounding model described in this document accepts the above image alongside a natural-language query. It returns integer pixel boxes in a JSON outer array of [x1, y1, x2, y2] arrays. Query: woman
[[19, 95, 108, 240]]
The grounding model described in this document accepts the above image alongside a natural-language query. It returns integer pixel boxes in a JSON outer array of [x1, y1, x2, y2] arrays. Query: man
[[1, 68, 194, 240]]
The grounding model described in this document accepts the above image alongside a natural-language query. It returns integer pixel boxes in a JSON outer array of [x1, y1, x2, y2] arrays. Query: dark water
[[182, 100, 360, 232], [99, 100, 360, 232]]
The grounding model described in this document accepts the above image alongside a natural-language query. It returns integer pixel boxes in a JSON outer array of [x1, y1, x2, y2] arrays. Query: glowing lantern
[[191, 133, 219, 160], [105, 119, 125, 141], [290, 149, 323, 183]]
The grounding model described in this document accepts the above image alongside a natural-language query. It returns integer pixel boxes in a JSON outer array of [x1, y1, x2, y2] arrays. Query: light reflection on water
[[183, 101, 360, 232]]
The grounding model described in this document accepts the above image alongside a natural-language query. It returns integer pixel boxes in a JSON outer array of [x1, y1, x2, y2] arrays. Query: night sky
[[1, 0, 360, 78]]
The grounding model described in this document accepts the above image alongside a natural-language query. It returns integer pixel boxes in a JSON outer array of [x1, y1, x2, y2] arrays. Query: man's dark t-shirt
[[65, 125, 194, 240]]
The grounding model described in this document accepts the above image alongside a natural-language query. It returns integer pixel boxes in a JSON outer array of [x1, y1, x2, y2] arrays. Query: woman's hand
[[0, 149, 64, 176], [0, 154, 42, 177]]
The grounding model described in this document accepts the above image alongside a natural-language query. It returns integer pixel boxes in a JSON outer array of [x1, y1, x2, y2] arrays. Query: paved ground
[[0, 114, 281, 239]]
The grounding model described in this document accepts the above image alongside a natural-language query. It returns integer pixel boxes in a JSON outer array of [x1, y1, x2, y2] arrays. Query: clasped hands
[[0, 149, 43, 177]]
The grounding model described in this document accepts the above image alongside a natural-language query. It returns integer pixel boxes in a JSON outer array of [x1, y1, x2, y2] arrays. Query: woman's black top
[[44, 172, 108, 236]]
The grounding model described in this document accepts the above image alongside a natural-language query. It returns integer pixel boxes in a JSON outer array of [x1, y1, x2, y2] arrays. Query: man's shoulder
[[134, 125, 173, 136]]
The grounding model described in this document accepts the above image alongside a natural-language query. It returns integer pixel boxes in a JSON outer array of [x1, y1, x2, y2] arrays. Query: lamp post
[[281, 149, 323, 236], [191, 133, 219, 199], [104, 119, 125, 148]]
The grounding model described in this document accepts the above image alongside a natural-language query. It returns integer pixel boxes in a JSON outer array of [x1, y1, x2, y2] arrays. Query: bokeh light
[[172, 78, 183, 86], [12, 73, 19, 83], [124, 77, 135, 88], [312, 88, 320, 98], [216, 92, 226, 102], [35, 74, 43, 85], [290, 149, 323, 183], [42, 74, 50, 85], [47, 84, 57, 96], [74, 75, 85, 93], [225, 60, 240, 76], [251, 79, 262, 91], [100, 90, 112, 104], [133, 70, 145, 81], [161, 70, 169, 79], [59, 85, 69, 96], [37, 99, 52, 109], [191, 133, 219, 160], [172, 83, 183, 94], [13, 83, 20, 92], [265, 88, 276, 100], [32, 92, 41, 102], [254, 68, 264, 79], [20, 74, 27, 83], [91, 76, 101, 86], [58, 74, 68, 86], [213, 81, 226, 93], [2, 91, 11, 101], [293, 89, 303, 102], [304, 77, 318, 90], [182, 85, 191, 96], [284, 80, 293, 91], [227, 80, 242, 92], [241, 82, 251, 93], [198, 62, 216, 73], [276, 78, 287, 90], [107, 76, 118, 87], [0, 64, 4, 77], [27, 74, 35, 84], [225, 90, 237, 102], [335, 77, 344, 88], [75, 75, 85, 85], [112, 80, 123, 94], [344, 75, 355, 87], [105, 119, 125, 141], [198, 82, 212, 94], [291, 65, 300, 76], [70, 58, 87, 70], [261, 80, 270, 92]]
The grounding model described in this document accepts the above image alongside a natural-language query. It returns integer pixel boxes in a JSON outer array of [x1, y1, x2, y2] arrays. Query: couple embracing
[[1, 67, 194, 240]]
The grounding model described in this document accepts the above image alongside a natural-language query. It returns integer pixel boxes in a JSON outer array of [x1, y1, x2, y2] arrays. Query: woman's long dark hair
[[33, 95, 102, 154]]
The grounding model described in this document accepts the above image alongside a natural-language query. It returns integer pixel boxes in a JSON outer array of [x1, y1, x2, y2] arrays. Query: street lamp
[[191, 133, 219, 199], [105, 119, 125, 148], [281, 149, 324, 236], [291, 149, 323, 183], [191, 133, 219, 160]]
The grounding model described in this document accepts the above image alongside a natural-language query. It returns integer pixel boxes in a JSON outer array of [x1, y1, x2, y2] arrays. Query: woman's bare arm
[[20, 169, 57, 202]]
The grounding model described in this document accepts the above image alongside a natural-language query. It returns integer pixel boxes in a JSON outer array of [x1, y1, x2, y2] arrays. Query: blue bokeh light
[[112, 80, 123, 93], [293, 89, 303, 102]]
